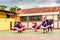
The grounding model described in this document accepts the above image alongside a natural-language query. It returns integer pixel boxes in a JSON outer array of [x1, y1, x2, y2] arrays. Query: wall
[[0, 11, 15, 30], [20, 12, 59, 28], [0, 18, 15, 30], [0, 11, 6, 18], [21, 15, 59, 28]]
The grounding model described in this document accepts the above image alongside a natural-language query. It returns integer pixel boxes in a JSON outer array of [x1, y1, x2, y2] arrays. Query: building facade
[[18, 6, 60, 28], [0, 10, 17, 30]]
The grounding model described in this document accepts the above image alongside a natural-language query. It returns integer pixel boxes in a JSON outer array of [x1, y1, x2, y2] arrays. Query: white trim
[[18, 12, 59, 16]]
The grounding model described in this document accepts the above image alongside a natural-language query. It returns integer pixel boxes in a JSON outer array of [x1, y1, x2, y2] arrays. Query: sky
[[0, 0, 60, 10]]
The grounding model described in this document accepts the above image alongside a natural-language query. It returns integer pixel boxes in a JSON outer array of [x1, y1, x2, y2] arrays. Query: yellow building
[[0, 10, 18, 30]]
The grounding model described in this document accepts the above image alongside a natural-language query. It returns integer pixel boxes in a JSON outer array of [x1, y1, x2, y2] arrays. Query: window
[[29, 15, 42, 21], [20, 16, 27, 22], [6, 14, 10, 18], [10, 15, 14, 18], [58, 14, 60, 20]]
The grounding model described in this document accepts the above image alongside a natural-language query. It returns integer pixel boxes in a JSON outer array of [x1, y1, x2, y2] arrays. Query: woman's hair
[[18, 21, 21, 23], [42, 21, 46, 24], [35, 23, 37, 24]]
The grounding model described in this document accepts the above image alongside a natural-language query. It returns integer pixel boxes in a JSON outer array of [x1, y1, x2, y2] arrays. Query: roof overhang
[[18, 12, 59, 16]]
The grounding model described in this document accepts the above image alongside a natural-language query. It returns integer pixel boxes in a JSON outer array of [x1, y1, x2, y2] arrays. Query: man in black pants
[[46, 20, 53, 32]]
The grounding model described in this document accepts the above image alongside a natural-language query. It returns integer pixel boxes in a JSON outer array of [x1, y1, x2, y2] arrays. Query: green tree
[[10, 7, 16, 12], [0, 5, 7, 10], [17, 8, 21, 11], [9, 7, 21, 12]]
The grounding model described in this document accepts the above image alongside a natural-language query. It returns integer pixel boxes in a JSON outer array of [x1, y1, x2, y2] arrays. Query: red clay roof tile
[[18, 6, 60, 14]]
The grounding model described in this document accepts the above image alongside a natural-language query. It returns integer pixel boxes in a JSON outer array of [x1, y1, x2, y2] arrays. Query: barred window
[[29, 15, 42, 21], [10, 15, 15, 18], [20, 16, 27, 22], [58, 14, 60, 20], [6, 14, 10, 18]]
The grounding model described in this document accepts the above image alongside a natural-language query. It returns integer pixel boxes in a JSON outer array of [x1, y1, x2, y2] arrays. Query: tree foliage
[[10, 7, 16, 12], [0, 5, 7, 10], [9, 7, 21, 12]]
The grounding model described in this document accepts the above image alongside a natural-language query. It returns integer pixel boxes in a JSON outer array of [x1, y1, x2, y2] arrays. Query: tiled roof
[[18, 6, 60, 14]]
